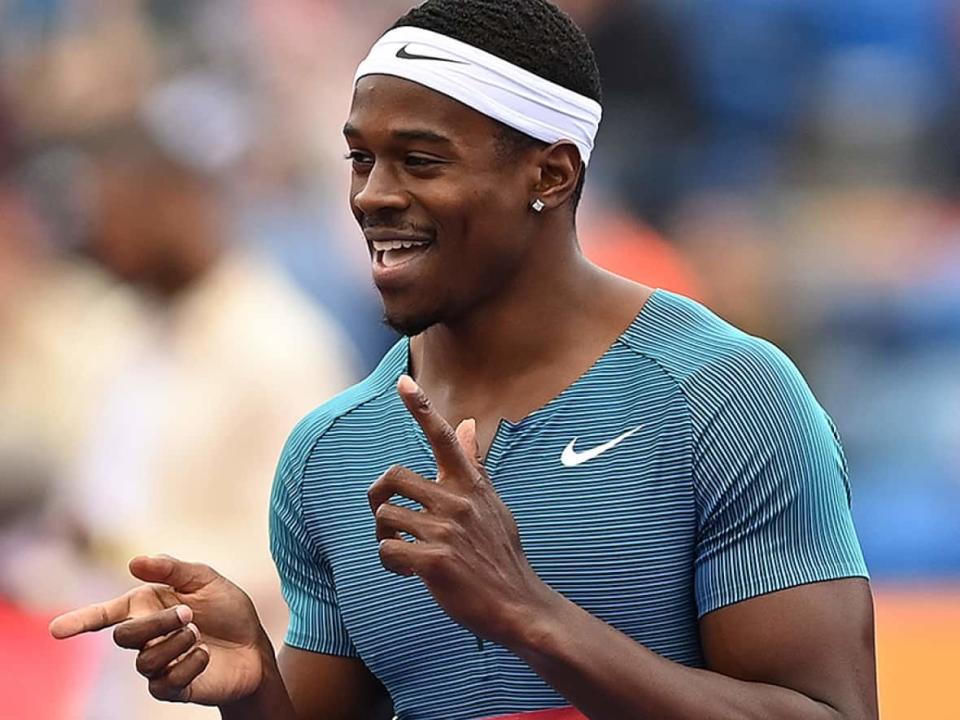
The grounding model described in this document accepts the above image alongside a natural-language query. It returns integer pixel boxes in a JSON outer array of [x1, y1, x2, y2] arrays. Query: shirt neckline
[[398, 289, 664, 437]]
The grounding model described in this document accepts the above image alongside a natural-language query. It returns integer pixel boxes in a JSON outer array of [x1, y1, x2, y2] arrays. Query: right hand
[[49, 555, 272, 706]]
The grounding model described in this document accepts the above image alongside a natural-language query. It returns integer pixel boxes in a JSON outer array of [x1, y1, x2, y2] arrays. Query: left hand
[[368, 375, 554, 647]]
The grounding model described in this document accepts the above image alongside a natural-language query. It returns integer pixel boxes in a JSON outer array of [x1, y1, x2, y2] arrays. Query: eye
[[344, 150, 373, 170], [404, 155, 441, 168]]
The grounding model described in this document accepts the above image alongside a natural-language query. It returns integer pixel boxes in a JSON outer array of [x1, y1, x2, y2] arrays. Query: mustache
[[361, 214, 435, 238]]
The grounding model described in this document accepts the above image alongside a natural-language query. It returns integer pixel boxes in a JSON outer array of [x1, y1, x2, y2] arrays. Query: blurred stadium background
[[0, 1, 957, 718]]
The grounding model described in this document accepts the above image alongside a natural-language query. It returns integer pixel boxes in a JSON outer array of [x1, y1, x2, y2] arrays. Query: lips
[[364, 231, 435, 285], [371, 238, 431, 268]]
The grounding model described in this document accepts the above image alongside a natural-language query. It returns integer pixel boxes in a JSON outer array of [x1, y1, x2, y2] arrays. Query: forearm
[[220, 646, 298, 720], [506, 590, 843, 720]]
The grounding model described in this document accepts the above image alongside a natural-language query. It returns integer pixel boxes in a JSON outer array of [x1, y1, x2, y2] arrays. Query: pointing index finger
[[397, 375, 474, 479], [49, 594, 132, 639]]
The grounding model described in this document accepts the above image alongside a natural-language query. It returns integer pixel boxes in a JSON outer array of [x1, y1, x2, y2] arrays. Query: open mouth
[[371, 239, 432, 269]]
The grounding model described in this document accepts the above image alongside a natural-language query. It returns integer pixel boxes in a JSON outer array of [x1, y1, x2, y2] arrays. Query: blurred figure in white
[[50, 119, 359, 719], [66, 120, 358, 649]]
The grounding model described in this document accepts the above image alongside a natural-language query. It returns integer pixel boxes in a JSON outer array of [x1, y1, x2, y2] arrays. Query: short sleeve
[[692, 340, 869, 617], [269, 433, 358, 657]]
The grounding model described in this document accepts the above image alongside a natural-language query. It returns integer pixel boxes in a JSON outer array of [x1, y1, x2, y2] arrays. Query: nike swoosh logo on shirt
[[561, 426, 644, 468], [396, 44, 468, 64]]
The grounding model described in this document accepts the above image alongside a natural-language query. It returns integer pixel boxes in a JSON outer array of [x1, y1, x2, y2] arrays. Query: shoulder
[[627, 294, 847, 506], [273, 338, 408, 494], [621, 290, 817, 422]]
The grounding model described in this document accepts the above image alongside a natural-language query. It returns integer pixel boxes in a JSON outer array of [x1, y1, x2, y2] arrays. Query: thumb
[[455, 418, 482, 467], [129, 555, 219, 594]]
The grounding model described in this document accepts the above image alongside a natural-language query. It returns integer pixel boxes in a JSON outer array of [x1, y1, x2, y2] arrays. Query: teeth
[[372, 239, 429, 252]]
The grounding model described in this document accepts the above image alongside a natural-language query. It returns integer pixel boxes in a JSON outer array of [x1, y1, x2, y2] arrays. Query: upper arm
[[270, 429, 357, 657], [699, 578, 878, 720], [279, 645, 393, 720], [692, 339, 869, 616], [691, 341, 876, 716]]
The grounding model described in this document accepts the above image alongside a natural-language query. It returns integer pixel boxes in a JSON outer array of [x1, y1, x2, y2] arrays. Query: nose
[[352, 161, 410, 217]]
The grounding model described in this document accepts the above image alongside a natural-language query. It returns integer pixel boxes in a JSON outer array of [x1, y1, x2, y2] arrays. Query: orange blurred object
[[581, 213, 703, 301], [482, 587, 960, 720], [874, 586, 960, 720]]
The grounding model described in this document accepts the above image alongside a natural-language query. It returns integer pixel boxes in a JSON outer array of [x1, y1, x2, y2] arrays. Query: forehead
[[346, 75, 500, 143]]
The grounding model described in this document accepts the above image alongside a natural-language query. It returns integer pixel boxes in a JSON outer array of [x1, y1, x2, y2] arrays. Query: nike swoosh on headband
[[357, 27, 601, 164], [396, 44, 468, 64], [561, 426, 643, 468]]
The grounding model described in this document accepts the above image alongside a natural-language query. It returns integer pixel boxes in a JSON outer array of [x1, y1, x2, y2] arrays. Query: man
[[68, 131, 358, 640], [50, 2, 878, 719]]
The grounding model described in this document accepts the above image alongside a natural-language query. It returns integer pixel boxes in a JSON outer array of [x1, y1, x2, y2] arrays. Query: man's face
[[90, 157, 215, 294], [345, 75, 539, 336]]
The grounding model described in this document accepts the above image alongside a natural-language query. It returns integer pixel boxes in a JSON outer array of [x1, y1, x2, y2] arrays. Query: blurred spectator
[[557, 0, 702, 229], [61, 129, 358, 642]]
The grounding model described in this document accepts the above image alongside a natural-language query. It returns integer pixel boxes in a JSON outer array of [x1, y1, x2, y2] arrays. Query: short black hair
[[391, 0, 601, 209]]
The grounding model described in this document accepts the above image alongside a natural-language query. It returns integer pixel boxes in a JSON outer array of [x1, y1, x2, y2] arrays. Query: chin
[[382, 309, 439, 338]]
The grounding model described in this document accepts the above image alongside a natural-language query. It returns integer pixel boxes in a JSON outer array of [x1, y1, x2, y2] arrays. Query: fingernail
[[397, 375, 417, 393], [186, 622, 200, 641], [197, 643, 210, 655], [175, 605, 193, 624]]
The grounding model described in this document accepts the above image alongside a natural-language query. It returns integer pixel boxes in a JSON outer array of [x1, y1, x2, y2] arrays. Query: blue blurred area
[[234, 191, 397, 374], [816, 279, 960, 578]]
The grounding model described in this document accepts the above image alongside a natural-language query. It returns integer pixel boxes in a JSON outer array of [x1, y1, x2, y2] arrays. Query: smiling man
[[49, 2, 878, 719]]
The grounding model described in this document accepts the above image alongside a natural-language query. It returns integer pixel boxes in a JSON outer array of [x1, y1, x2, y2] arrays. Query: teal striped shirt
[[270, 290, 868, 720]]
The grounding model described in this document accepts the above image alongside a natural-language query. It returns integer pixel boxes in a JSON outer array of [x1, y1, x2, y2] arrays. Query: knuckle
[[414, 391, 431, 412], [378, 548, 398, 573], [96, 603, 111, 629], [136, 651, 158, 677], [370, 466, 404, 498], [434, 521, 457, 543], [468, 469, 488, 490], [425, 547, 454, 574], [113, 623, 135, 648], [438, 426, 458, 447], [449, 495, 473, 520], [385, 463, 406, 479], [378, 540, 396, 561], [378, 541, 408, 574], [148, 679, 174, 701]]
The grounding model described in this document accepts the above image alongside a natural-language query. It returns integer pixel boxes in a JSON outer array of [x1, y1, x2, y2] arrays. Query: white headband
[[354, 27, 602, 165]]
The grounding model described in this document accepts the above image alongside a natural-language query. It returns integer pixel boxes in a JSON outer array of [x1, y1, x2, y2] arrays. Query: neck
[[410, 226, 646, 396]]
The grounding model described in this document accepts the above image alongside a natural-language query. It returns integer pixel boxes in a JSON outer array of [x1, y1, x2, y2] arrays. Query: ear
[[532, 142, 582, 211]]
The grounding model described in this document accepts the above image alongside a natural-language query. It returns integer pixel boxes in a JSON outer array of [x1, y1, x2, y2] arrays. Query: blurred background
[[0, 0, 957, 718]]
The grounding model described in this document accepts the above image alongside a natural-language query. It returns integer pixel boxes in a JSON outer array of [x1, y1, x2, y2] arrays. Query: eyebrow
[[342, 123, 453, 145]]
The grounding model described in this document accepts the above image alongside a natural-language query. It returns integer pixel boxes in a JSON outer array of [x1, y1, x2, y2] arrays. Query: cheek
[[457, 181, 527, 255]]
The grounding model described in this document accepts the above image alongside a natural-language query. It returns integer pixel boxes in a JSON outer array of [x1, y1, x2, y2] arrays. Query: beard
[[382, 309, 439, 338]]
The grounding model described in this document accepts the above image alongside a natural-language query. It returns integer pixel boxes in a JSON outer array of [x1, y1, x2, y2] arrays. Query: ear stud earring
[[531, 198, 545, 213]]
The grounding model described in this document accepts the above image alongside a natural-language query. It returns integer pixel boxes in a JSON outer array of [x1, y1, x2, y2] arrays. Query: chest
[[308, 396, 699, 646], [300, 361, 705, 712]]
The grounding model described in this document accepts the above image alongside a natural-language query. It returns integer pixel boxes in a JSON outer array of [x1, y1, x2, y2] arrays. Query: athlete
[[49, 2, 878, 719]]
